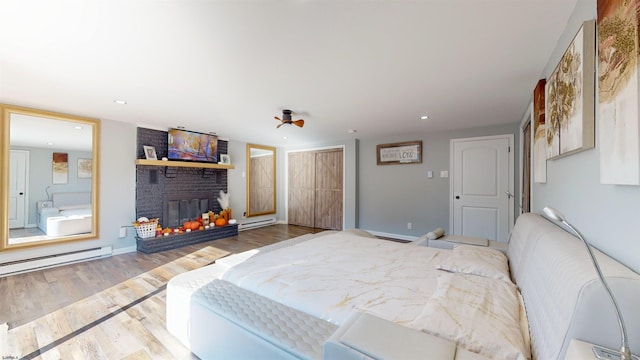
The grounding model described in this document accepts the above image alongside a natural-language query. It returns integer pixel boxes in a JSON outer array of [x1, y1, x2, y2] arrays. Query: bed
[[167, 213, 640, 359], [37, 192, 92, 237]]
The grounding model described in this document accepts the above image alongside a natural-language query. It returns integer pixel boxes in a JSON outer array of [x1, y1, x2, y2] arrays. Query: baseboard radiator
[[238, 218, 276, 231], [0, 246, 112, 277]]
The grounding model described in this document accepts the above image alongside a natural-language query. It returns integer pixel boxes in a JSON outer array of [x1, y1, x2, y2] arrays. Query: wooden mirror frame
[[0, 104, 101, 251], [246, 143, 276, 217]]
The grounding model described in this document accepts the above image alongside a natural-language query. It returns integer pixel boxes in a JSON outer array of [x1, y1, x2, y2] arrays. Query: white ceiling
[[0, 0, 578, 147]]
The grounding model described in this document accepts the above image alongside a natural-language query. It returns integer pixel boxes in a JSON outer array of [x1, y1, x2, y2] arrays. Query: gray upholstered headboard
[[508, 213, 640, 359], [51, 192, 91, 208]]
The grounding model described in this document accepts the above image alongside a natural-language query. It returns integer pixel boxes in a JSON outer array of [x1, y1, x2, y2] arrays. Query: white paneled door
[[9, 150, 28, 229], [450, 135, 514, 242]]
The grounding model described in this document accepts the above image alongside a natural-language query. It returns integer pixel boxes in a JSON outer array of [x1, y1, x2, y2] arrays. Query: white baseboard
[[0, 246, 112, 277], [112, 245, 137, 255], [238, 218, 277, 231]]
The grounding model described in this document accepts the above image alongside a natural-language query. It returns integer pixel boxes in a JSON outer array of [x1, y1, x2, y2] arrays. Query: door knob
[[455, 195, 460, 199], [505, 191, 513, 199], [19, 192, 24, 195]]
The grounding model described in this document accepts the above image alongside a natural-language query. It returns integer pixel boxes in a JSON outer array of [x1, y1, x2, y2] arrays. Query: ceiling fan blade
[[292, 119, 304, 128], [276, 123, 284, 129], [275, 116, 282, 121]]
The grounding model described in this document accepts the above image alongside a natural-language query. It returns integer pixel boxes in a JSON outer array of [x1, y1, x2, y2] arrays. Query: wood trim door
[[314, 149, 343, 230], [521, 122, 531, 213], [249, 154, 275, 214], [288, 148, 343, 230], [288, 151, 315, 227]]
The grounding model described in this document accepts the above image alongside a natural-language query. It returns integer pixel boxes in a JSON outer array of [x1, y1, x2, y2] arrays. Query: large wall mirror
[[246, 144, 276, 217], [0, 104, 100, 251]]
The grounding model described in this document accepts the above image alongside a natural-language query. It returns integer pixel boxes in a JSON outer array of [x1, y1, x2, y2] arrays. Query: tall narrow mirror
[[246, 144, 276, 217], [1, 104, 100, 250]]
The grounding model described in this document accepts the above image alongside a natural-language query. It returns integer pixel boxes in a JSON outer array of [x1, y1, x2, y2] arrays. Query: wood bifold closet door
[[288, 149, 343, 230]]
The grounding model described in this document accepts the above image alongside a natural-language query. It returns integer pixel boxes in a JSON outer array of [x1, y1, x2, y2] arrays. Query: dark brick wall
[[136, 127, 228, 227]]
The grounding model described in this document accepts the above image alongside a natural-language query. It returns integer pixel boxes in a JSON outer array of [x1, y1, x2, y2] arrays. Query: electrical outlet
[[119, 226, 127, 238], [407, 222, 412, 230]]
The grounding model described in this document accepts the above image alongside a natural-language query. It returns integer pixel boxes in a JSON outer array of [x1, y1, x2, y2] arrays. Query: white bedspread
[[222, 232, 450, 327]]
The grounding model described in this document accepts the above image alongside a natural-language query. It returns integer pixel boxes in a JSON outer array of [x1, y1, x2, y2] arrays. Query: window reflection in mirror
[[246, 144, 276, 217], [1, 104, 100, 250]]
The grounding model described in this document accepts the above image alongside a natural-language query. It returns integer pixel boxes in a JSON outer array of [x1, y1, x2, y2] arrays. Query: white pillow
[[412, 273, 529, 360], [426, 228, 445, 240], [435, 245, 511, 281]]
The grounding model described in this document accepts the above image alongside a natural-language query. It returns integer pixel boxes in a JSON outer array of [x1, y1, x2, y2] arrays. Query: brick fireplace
[[135, 127, 237, 253]]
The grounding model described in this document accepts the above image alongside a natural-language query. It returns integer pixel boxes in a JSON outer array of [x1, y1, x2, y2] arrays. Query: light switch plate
[[440, 170, 449, 178]]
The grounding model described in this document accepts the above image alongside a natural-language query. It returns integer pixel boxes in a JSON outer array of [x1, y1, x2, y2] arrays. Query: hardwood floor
[[0, 224, 324, 360]]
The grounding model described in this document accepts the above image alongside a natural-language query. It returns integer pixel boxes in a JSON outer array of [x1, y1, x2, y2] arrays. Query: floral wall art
[[545, 20, 595, 159], [598, 0, 640, 185]]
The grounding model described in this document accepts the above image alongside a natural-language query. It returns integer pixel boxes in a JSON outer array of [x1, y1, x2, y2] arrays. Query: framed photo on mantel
[[376, 141, 422, 165]]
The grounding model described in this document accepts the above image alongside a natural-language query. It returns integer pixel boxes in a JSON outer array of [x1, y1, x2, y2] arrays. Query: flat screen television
[[168, 128, 218, 163]]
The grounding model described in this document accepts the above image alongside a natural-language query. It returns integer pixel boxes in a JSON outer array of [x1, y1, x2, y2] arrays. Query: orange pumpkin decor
[[183, 221, 200, 231], [214, 217, 227, 226]]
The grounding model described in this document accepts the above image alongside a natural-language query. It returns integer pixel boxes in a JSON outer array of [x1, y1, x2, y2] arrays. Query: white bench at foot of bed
[[191, 279, 338, 359], [178, 277, 489, 360], [166, 232, 329, 349]]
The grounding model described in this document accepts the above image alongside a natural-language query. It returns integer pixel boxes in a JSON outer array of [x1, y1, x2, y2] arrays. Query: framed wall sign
[[376, 141, 422, 165]]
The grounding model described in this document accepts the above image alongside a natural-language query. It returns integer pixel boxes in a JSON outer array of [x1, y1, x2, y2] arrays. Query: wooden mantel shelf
[[135, 159, 235, 170]]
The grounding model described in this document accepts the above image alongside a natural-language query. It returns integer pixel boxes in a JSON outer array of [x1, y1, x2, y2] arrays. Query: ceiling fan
[[275, 109, 304, 129]]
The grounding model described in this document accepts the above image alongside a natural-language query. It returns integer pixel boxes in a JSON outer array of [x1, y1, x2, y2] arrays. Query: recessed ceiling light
[[114, 100, 127, 105], [420, 115, 429, 120], [347, 129, 357, 134], [47, 142, 54, 146], [282, 136, 288, 140], [73, 125, 83, 130]]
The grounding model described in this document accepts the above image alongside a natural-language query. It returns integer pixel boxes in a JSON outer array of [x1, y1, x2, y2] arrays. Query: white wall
[[531, 0, 640, 273], [358, 123, 519, 239]]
